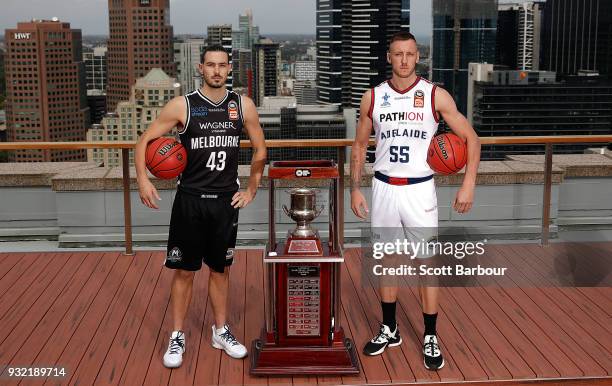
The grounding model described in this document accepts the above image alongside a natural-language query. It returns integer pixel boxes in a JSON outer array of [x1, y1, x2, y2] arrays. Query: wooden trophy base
[[250, 328, 360, 375]]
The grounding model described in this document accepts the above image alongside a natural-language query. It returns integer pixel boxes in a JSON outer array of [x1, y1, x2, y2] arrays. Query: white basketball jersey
[[370, 77, 439, 178]]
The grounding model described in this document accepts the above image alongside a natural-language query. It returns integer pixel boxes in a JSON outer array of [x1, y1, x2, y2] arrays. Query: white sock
[[215, 325, 226, 335]]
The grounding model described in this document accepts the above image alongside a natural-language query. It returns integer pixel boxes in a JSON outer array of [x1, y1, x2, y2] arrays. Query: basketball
[[145, 137, 187, 179], [427, 133, 467, 175]]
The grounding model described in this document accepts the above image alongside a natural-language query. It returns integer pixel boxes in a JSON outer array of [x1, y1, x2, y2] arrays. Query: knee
[[209, 269, 229, 282], [175, 269, 196, 282]]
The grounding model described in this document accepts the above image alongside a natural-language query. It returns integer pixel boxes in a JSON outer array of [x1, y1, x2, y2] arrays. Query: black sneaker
[[423, 334, 444, 370], [363, 323, 402, 356]]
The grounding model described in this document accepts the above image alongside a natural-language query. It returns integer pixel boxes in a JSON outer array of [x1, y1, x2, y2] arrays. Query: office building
[[295, 60, 316, 81], [174, 38, 204, 92], [253, 40, 280, 106], [4, 19, 90, 162], [294, 80, 318, 105], [88, 68, 180, 167], [471, 67, 612, 159], [496, 2, 543, 71], [106, 0, 176, 112], [84, 46, 107, 92], [232, 48, 252, 89], [432, 0, 497, 115], [239, 98, 347, 163], [541, 0, 612, 76], [316, 0, 410, 107], [207, 24, 233, 89]]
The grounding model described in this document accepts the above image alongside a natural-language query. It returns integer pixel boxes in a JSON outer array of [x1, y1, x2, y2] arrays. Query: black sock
[[381, 301, 397, 331], [423, 312, 438, 336]]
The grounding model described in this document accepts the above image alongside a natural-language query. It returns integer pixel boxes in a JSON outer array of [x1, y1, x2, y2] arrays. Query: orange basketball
[[427, 133, 467, 175], [145, 137, 187, 179]]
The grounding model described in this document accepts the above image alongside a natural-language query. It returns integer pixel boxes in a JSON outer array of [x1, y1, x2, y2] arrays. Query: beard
[[203, 76, 225, 88]]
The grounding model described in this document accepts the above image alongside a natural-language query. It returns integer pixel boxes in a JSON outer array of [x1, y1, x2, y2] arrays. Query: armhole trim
[[432, 85, 440, 123], [368, 88, 375, 120], [179, 95, 190, 135]]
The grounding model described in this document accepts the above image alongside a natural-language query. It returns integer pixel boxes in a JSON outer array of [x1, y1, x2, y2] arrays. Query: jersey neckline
[[196, 89, 229, 106], [386, 76, 421, 94]]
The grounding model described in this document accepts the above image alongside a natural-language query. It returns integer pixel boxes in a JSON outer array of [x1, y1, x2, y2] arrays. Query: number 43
[[206, 151, 226, 170]]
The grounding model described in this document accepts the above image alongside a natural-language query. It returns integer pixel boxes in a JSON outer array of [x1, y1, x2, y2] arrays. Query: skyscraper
[[106, 0, 175, 112], [432, 0, 497, 115], [207, 24, 233, 89], [316, 0, 410, 108], [84, 46, 107, 92], [540, 0, 612, 76], [253, 40, 280, 106], [471, 67, 612, 160], [496, 2, 543, 71], [4, 19, 90, 162], [174, 38, 204, 92]]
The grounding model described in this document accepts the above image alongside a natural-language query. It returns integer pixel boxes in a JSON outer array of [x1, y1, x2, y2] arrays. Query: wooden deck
[[0, 243, 611, 386]]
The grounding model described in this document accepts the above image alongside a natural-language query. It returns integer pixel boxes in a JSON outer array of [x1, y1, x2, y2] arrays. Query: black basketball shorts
[[165, 189, 239, 273]]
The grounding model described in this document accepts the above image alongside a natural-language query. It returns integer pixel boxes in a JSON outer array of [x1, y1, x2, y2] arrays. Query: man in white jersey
[[351, 31, 480, 370]]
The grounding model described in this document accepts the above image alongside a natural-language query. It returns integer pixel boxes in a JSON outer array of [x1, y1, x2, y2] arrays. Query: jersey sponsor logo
[[295, 169, 312, 177], [199, 121, 236, 130], [379, 111, 424, 123], [191, 135, 240, 149], [191, 106, 208, 117], [394, 95, 412, 100], [380, 128, 428, 140], [228, 100, 239, 120], [167, 247, 183, 263], [414, 90, 425, 108], [380, 92, 392, 108]]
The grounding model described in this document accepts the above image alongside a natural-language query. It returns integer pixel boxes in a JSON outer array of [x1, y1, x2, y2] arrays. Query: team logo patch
[[167, 247, 183, 263], [226, 249, 235, 260], [413, 90, 425, 108], [228, 100, 239, 120], [380, 93, 391, 108]]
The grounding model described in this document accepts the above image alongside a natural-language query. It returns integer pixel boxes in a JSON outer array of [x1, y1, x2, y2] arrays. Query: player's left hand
[[453, 184, 474, 213], [232, 189, 255, 208]]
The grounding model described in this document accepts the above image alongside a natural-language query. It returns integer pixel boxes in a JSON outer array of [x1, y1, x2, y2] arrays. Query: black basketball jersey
[[177, 89, 243, 193]]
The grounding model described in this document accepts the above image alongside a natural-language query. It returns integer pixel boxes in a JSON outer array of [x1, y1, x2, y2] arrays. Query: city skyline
[[0, 0, 433, 38]]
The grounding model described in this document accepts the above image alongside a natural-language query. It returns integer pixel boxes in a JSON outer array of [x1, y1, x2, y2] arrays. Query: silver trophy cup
[[283, 188, 324, 238]]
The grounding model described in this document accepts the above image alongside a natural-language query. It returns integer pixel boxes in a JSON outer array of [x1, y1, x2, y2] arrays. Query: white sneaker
[[163, 330, 185, 368], [211, 324, 247, 359]]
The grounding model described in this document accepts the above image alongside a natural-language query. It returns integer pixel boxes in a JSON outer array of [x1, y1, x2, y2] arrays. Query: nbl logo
[[295, 169, 312, 177]]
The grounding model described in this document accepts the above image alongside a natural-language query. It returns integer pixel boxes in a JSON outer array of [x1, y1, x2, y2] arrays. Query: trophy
[[283, 188, 324, 254], [250, 160, 359, 376]]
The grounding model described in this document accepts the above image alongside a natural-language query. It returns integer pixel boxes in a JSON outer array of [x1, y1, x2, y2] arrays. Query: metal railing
[[1, 134, 611, 254]]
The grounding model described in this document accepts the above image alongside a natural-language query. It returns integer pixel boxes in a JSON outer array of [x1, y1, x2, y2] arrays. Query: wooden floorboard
[[69, 251, 163, 386], [0, 244, 609, 385]]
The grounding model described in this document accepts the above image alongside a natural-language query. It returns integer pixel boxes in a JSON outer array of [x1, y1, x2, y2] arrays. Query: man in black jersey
[[135, 44, 266, 368]]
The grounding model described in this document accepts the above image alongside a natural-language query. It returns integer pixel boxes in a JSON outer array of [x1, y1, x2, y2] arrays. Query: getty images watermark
[[358, 227, 611, 287], [371, 238, 509, 277]]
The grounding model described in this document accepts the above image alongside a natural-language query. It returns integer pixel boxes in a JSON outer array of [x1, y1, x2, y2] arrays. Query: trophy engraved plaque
[[250, 160, 359, 376]]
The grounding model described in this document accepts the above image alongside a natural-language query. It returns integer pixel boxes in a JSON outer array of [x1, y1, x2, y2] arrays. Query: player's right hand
[[138, 179, 161, 209], [351, 189, 369, 220]]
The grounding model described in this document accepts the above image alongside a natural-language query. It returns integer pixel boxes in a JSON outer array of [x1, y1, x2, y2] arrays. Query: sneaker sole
[[212, 341, 248, 359], [163, 358, 183, 368], [388, 336, 403, 347], [424, 357, 445, 371]]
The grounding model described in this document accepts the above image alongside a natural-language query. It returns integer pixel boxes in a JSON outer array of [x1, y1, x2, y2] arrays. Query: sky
[[0, 0, 432, 38]]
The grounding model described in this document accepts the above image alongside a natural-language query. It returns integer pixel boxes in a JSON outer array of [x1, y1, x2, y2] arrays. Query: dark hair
[[200, 44, 229, 63], [389, 31, 417, 49]]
